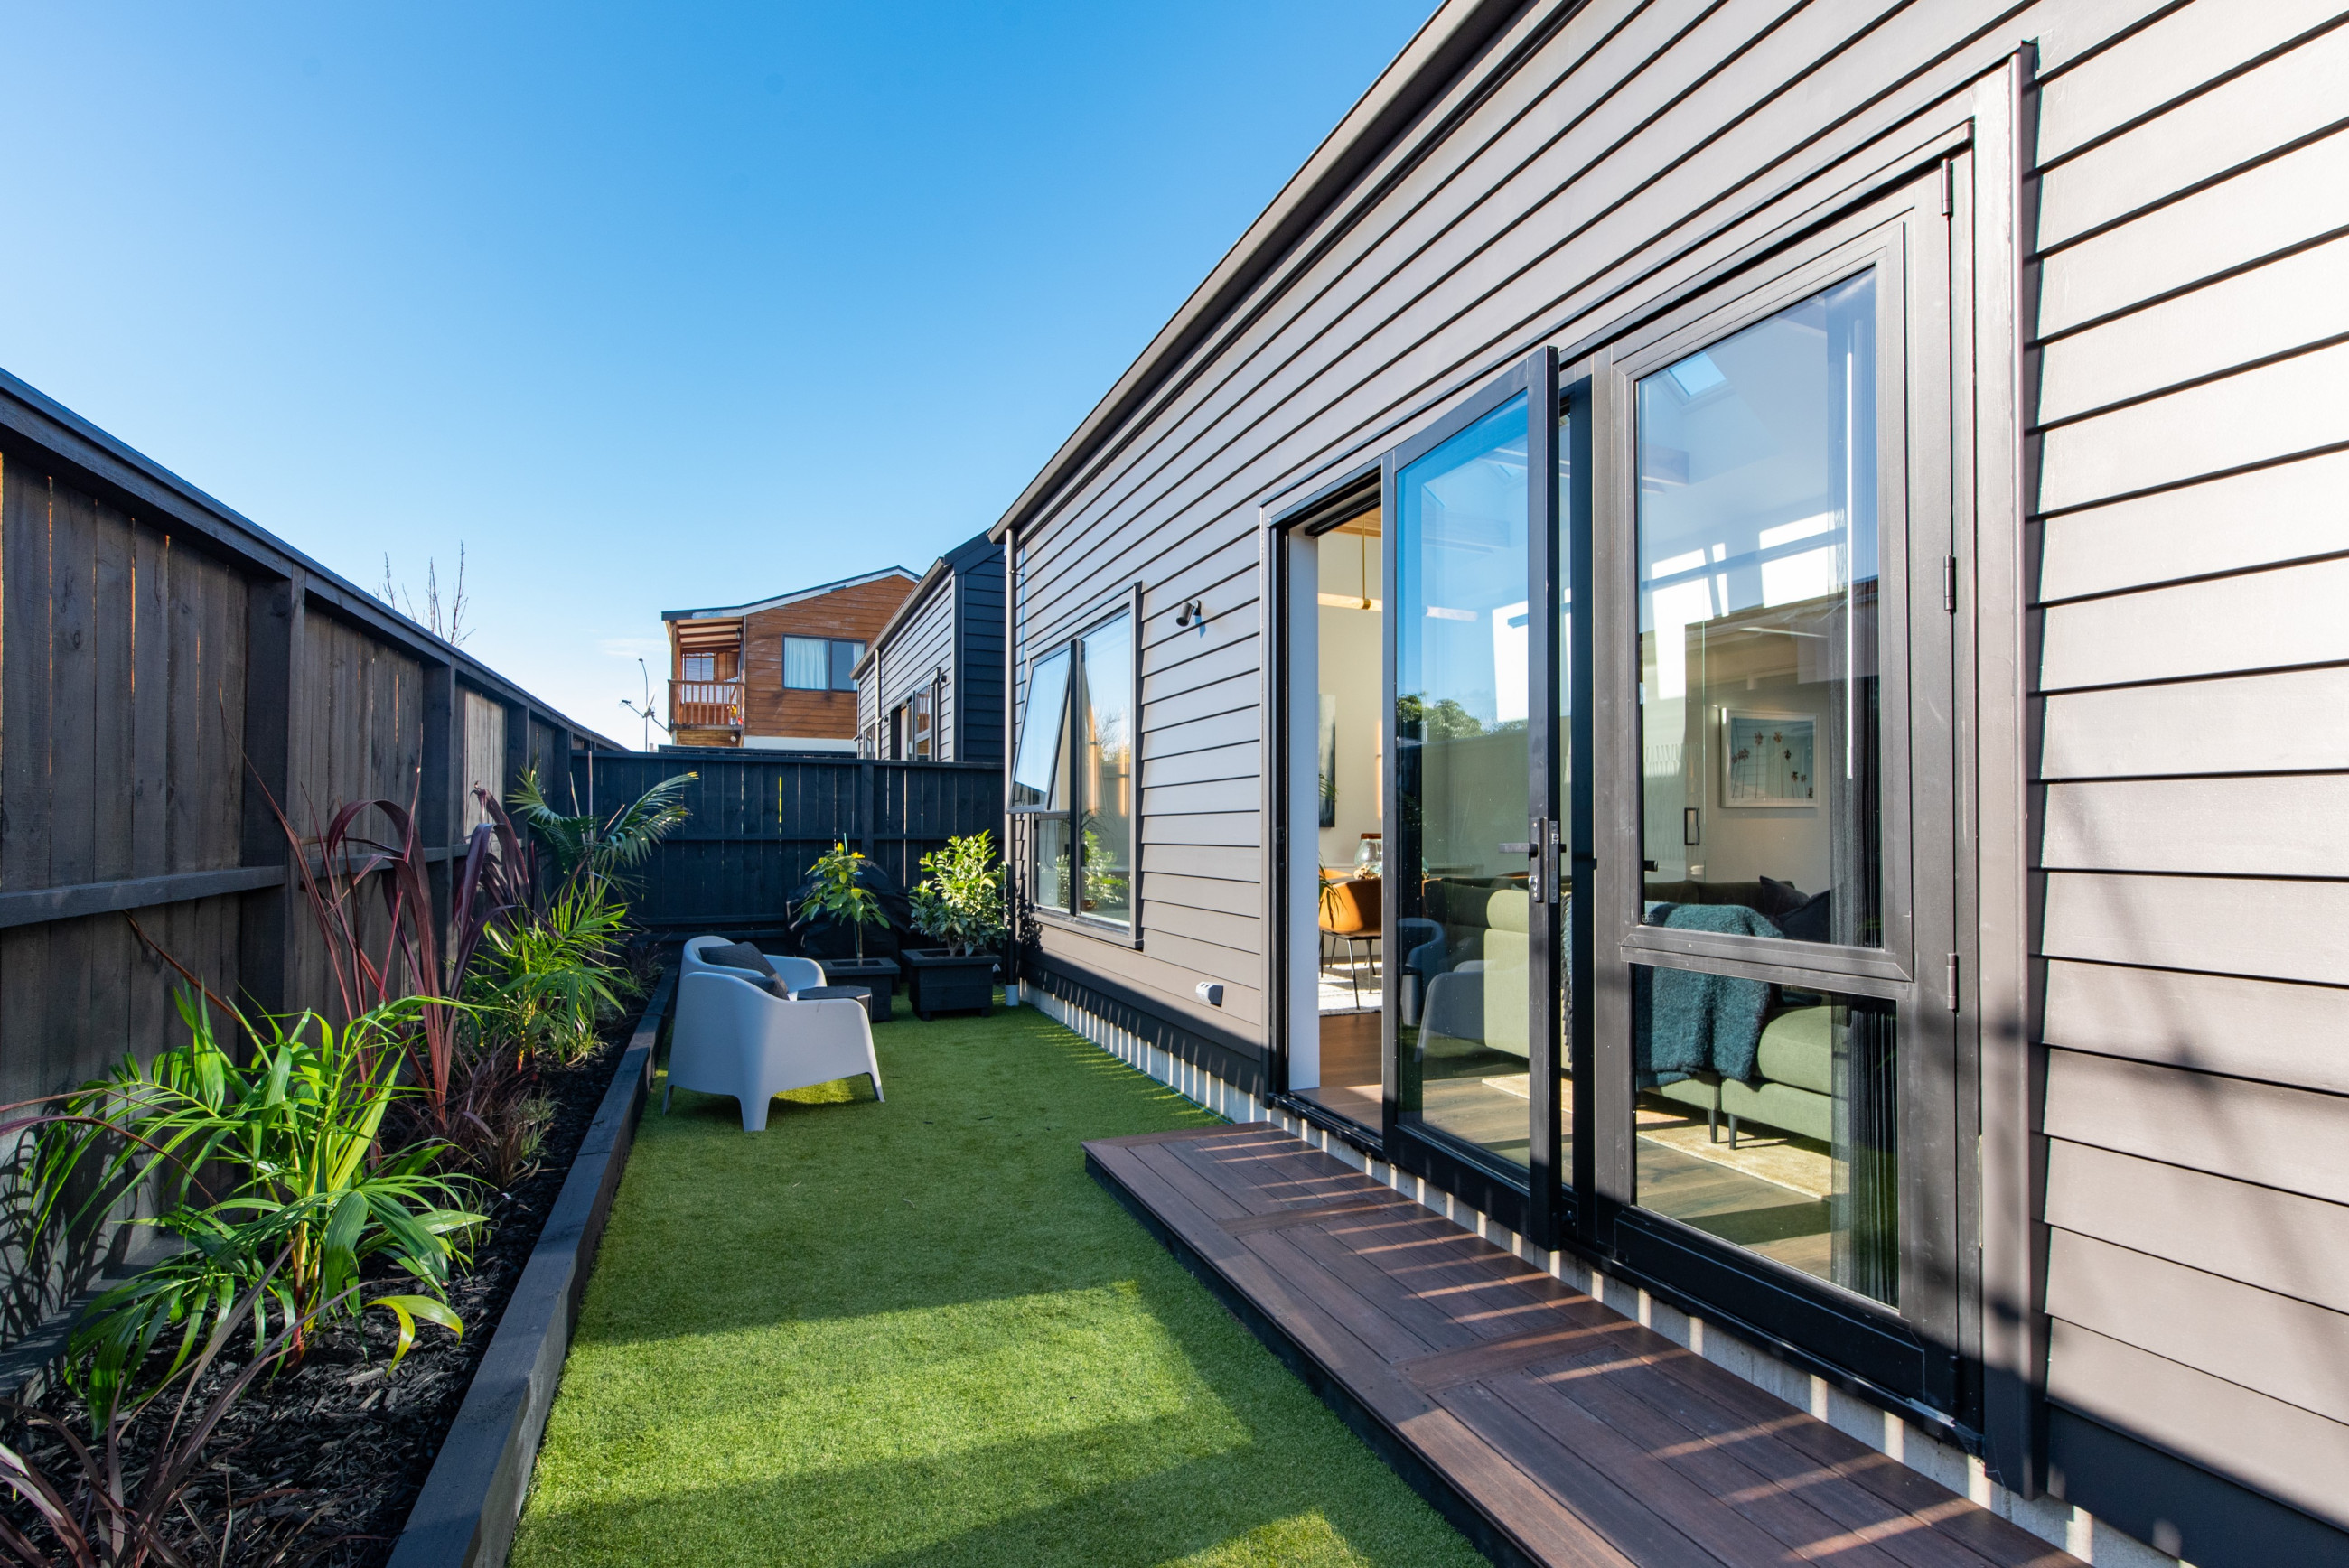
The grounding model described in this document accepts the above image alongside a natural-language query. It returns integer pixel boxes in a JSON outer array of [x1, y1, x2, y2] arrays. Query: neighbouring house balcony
[[670, 677, 744, 735]]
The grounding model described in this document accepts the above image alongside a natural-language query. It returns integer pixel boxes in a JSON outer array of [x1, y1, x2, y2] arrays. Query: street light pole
[[620, 659, 670, 753]]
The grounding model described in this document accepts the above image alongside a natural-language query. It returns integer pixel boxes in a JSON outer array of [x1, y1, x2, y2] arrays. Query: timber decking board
[[1087, 1125, 2078, 1568]]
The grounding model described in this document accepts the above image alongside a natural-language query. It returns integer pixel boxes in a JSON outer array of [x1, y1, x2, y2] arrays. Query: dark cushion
[[705, 941, 776, 977], [1777, 889, 1832, 944], [1756, 876, 1807, 922]]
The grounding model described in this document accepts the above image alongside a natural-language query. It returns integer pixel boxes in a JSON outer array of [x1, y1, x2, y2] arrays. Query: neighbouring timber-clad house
[[661, 566, 914, 750], [855, 529, 1008, 762], [992, 4, 2349, 1565]]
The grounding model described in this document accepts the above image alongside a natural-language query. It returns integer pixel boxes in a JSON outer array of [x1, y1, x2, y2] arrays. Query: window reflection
[[1633, 971, 1898, 1305], [1078, 615, 1135, 926], [1015, 649, 1073, 911], [1636, 274, 1881, 947], [1393, 396, 1534, 1171]]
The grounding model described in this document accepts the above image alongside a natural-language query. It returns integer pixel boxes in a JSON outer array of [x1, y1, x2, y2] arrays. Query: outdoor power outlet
[[1196, 982, 1225, 1007]]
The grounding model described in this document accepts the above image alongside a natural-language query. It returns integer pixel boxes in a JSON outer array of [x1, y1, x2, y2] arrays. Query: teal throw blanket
[[1633, 902, 1781, 1085]]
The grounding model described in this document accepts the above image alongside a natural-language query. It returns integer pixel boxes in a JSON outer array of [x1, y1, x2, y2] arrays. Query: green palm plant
[[468, 881, 632, 1065], [508, 767, 695, 887], [22, 992, 480, 1420]]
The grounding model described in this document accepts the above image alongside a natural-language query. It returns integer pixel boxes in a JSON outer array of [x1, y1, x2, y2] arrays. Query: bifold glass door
[[1291, 169, 1957, 1411], [1595, 175, 1961, 1411], [1380, 354, 1570, 1237], [1391, 396, 1534, 1168], [1628, 273, 1901, 1302]]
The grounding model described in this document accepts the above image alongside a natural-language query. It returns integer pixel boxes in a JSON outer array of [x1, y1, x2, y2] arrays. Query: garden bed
[[1, 980, 662, 1568]]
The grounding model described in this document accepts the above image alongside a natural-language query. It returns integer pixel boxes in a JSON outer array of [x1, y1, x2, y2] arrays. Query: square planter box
[[820, 957, 899, 1024], [902, 948, 998, 1020]]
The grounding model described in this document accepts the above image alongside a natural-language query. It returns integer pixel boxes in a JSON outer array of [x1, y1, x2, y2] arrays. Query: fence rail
[[0, 367, 628, 1339], [570, 753, 1002, 935]]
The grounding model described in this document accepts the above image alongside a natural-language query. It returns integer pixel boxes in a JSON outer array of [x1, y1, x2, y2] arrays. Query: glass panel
[[1632, 969, 1898, 1305], [783, 636, 829, 691], [1554, 401, 1576, 1189], [1636, 274, 1880, 946], [831, 640, 864, 691], [1078, 614, 1135, 926], [1015, 649, 1073, 911], [1394, 395, 1531, 1171], [682, 654, 715, 681], [1011, 651, 1071, 808]]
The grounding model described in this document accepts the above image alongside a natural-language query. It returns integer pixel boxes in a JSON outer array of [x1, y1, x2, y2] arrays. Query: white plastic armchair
[[666, 970, 884, 1131], [768, 954, 826, 994], [682, 935, 825, 995]]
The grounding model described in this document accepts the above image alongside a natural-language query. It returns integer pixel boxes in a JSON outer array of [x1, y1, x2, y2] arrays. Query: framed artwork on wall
[[1719, 708, 1817, 807]]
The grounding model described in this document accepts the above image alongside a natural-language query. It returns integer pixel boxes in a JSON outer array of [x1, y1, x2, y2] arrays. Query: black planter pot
[[821, 957, 900, 1024], [902, 948, 998, 1020]]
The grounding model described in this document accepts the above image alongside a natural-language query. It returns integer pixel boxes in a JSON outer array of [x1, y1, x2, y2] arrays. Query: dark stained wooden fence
[[568, 751, 1003, 937], [0, 368, 624, 1339]]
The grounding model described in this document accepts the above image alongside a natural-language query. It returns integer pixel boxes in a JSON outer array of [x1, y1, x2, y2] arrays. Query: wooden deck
[[1086, 1123, 2078, 1568]]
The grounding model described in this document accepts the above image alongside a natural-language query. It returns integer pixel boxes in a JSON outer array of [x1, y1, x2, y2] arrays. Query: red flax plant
[[251, 769, 540, 1133]]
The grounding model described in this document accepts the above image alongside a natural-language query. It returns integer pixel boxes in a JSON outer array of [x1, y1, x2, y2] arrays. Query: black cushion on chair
[[705, 941, 776, 977]]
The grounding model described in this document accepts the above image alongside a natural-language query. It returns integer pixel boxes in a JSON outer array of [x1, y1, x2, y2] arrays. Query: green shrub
[[29, 992, 480, 1419], [908, 831, 1007, 956]]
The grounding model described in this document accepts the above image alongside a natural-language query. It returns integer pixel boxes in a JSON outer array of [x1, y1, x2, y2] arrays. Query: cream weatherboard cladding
[[1001, 2, 2349, 1563]]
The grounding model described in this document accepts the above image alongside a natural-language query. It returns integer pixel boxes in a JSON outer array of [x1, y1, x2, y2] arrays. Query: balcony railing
[[670, 678, 744, 732]]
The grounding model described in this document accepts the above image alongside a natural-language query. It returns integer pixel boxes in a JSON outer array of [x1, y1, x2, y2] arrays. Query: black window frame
[[1010, 585, 1144, 947], [1255, 156, 1970, 1427], [1584, 167, 1963, 1416]]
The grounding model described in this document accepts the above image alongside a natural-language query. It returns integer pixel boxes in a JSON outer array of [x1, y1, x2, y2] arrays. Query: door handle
[[1499, 842, 1534, 856]]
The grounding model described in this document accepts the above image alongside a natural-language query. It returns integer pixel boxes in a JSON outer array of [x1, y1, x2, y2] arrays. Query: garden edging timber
[[385, 966, 674, 1568]]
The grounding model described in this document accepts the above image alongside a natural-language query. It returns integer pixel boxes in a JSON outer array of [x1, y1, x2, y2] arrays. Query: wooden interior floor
[[1086, 1123, 2077, 1568], [1298, 1008, 1383, 1128]]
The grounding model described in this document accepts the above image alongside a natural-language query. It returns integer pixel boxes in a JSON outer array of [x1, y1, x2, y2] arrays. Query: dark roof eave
[[851, 528, 996, 678]]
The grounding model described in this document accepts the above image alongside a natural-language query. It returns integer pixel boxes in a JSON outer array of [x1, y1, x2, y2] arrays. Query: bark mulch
[[1, 994, 648, 1567]]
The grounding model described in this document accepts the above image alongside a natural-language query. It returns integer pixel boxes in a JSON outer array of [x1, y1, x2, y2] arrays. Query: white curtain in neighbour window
[[784, 637, 828, 689]]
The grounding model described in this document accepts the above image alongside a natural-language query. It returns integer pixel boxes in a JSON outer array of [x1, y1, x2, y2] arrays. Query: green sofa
[[1648, 1004, 1833, 1146]]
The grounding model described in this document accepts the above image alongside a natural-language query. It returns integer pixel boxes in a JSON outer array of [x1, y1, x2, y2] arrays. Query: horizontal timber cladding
[[740, 575, 911, 743], [871, 581, 953, 752], [567, 752, 1001, 933], [997, 0, 2349, 1558], [2029, 5, 2349, 1552]]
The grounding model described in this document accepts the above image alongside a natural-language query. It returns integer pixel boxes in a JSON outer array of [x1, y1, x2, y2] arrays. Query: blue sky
[[0, 1, 1427, 746], [0, 2, 1433, 744]]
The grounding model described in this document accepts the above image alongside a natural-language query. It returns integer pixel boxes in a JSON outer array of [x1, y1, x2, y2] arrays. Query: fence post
[[860, 758, 876, 861], [421, 659, 460, 943], [236, 568, 304, 1022]]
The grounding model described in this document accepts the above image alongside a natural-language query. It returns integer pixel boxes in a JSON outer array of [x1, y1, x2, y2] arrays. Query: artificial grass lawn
[[510, 994, 1484, 1568]]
